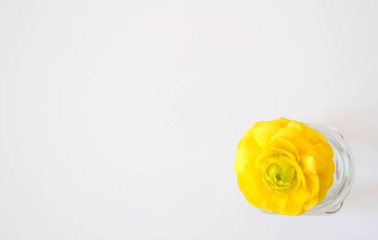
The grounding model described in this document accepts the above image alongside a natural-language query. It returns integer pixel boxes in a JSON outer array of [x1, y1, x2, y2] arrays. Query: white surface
[[1, 1, 378, 239]]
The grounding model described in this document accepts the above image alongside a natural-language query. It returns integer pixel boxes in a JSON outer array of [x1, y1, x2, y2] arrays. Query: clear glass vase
[[302, 124, 355, 215]]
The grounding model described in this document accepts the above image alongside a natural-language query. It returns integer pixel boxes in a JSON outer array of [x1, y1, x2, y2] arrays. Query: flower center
[[262, 155, 298, 192]]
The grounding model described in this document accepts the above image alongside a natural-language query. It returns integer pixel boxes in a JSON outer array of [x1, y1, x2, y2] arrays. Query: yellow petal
[[251, 121, 282, 150], [270, 136, 300, 163], [300, 155, 317, 174], [234, 136, 262, 174]]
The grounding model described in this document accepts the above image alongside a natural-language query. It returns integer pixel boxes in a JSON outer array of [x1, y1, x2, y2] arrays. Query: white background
[[1, 1, 378, 239]]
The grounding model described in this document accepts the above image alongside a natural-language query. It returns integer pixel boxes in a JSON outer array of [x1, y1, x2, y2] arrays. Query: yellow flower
[[234, 118, 335, 216]]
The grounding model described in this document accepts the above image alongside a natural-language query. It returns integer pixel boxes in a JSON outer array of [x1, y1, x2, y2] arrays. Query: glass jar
[[302, 124, 355, 215]]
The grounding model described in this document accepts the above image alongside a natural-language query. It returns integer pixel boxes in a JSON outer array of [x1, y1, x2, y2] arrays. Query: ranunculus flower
[[234, 118, 335, 216]]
